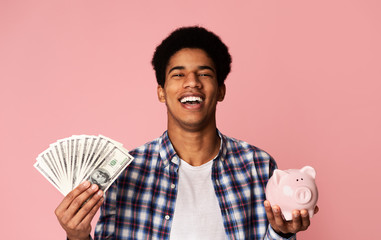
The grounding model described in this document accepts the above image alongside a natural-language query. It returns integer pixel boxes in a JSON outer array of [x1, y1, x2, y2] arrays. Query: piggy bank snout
[[294, 187, 312, 204]]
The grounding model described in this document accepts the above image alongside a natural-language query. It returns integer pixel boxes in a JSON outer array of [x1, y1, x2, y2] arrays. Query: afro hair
[[151, 26, 232, 87]]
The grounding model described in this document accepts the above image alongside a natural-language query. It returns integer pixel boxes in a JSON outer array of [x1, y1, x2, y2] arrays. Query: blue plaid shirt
[[94, 130, 296, 240]]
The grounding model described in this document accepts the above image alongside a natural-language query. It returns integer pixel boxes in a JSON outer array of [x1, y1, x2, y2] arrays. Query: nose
[[294, 187, 312, 204], [183, 72, 201, 88]]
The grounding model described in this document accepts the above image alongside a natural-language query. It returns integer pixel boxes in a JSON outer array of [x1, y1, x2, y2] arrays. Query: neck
[[167, 125, 220, 166]]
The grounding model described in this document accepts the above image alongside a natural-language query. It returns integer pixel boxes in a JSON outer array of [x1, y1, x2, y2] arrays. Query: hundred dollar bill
[[86, 144, 133, 192], [35, 134, 134, 196], [34, 157, 66, 195], [77, 135, 97, 181]]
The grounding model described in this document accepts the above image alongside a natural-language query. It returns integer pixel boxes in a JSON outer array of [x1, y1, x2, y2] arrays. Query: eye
[[172, 73, 184, 78], [198, 71, 214, 77]]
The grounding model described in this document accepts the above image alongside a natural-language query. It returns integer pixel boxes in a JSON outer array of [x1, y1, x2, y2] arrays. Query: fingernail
[[273, 207, 279, 213], [264, 201, 270, 207], [82, 181, 90, 187], [301, 210, 308, 217], [293, 211, 300, 218], [91, 184, 98, 190], [97, 190, 103, 196]]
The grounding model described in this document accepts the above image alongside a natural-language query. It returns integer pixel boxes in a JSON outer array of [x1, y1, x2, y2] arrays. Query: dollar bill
[[86, 144, 133, 192], [34, 135, 134, 196]]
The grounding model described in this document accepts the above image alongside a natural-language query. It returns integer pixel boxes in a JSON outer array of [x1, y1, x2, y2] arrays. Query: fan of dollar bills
[[34, 135, 134, 196]]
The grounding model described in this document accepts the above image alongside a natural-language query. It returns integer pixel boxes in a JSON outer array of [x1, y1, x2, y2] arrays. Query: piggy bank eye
[[296, 179, 299, 181], [301, 178, 304, 181]]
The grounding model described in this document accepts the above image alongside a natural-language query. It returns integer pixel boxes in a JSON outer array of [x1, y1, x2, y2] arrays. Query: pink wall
[[1, 0, 380, 239]]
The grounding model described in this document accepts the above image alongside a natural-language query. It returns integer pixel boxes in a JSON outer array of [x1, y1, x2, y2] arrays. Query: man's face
[[92, 171, 107, 184], [157, 48, 225, 131]]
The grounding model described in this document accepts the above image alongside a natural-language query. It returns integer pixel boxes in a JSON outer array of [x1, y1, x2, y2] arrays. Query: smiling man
[[55, 26, 316, 240]]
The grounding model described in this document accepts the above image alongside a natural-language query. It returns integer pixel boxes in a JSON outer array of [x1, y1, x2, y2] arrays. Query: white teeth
[[180, 96, 203, 103]]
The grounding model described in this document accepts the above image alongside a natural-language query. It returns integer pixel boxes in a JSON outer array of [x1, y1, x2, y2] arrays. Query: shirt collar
[[158, 131, 178, 168], [158, 129, 227, 168], [216, 129, 228, 162]]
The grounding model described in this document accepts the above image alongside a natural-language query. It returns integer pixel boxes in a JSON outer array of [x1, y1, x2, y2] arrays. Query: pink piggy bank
[[265, 166, 318, 221]]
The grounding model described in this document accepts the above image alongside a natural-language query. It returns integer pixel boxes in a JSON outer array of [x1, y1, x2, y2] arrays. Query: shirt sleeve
[[93, 181, 118, 239], [265, 224, 296, 240]]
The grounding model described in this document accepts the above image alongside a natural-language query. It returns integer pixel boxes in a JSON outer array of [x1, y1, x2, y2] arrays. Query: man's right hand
[[55, 181, 104, 240]]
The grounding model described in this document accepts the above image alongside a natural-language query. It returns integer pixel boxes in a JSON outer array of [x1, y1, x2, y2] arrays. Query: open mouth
[[179, 96, 204, 105]]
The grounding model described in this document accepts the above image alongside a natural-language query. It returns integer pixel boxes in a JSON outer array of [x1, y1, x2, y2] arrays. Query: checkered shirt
[[94, 130, 296, 240]]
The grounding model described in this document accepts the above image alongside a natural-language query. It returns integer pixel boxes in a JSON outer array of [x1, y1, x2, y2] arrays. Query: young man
[[55, 26, 317, 240]]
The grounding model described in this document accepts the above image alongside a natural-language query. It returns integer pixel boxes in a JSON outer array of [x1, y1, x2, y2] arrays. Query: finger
[[300, 209, 311, 230], [291, 210, 302, 232], [272, 205, 287, 233], [314, 205, 319, 214], [72, 189, 104, 225], [55, 181, 91, 217], [79, 193, 104, 227], [65, 184, 100, 221], [264, 201, 276, 224]]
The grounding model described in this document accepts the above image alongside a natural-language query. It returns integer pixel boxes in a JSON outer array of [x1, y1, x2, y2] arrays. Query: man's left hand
[[264, 200, 319, 235]]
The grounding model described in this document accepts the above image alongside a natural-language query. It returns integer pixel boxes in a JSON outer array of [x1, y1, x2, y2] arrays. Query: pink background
[[1, 0, 380, 239]]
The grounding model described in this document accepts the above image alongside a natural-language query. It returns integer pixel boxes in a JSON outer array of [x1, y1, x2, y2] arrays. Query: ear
[[157, 85, 166, 103], [300, 166, 316, 179], [217, 84, 226, 102], [272, 169, 288, 185]]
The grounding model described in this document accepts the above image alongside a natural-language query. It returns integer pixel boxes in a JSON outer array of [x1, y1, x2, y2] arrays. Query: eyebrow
[[168, 66, 185, 74], [167, 65, 216, 75], [198, 66, 215, 73]]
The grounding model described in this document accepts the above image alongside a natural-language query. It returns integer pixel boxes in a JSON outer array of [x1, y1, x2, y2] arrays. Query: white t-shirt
[[169, 159, 227, 240]]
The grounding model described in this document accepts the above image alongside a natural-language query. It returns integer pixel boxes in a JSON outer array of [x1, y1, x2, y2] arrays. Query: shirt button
[[171, 184, 176, 189], [171, 157, 179, 164], [165, 215, 170, 220]]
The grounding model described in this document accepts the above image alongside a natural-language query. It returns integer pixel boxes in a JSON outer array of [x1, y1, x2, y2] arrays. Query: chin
[[181, 119, 211, 131]]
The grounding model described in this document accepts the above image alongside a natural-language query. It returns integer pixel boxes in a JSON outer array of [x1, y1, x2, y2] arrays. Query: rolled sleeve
[[265, 224, 296, 240]]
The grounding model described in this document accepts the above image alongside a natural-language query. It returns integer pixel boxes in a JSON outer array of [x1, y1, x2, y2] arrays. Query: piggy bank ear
[[272, 169, 288, 185], [300, 166, 316, 179]]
